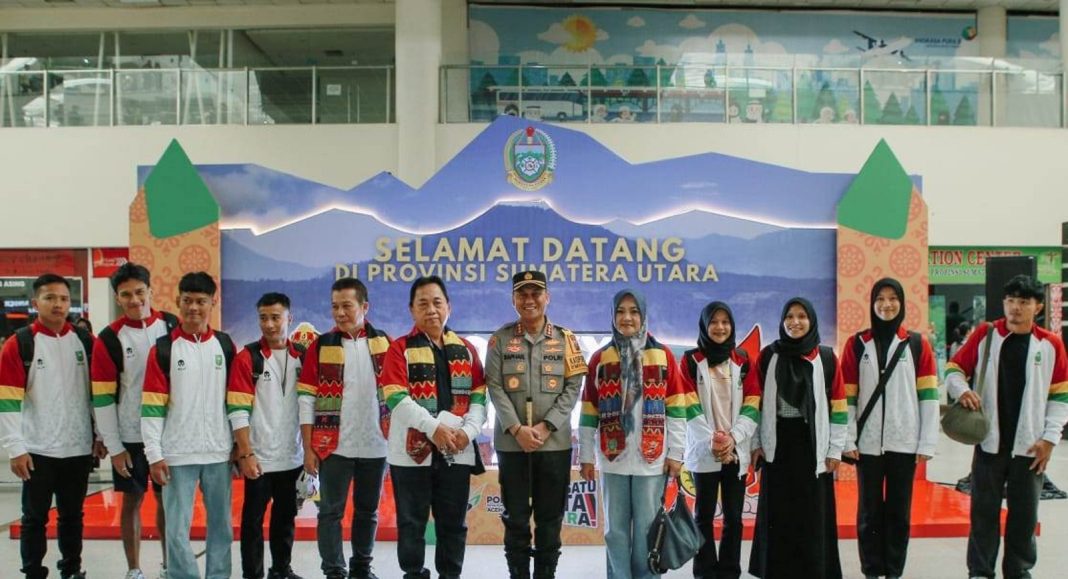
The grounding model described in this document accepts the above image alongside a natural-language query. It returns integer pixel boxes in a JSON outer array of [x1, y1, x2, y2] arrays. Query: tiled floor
[[3, 433, 1067, 578]]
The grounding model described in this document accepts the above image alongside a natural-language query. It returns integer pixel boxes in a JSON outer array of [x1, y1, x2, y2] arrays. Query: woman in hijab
[[578, 289, 689, 579], [679, 302, 761, 579], [749, 297, 846, 579], [840, 278, 938, 579]]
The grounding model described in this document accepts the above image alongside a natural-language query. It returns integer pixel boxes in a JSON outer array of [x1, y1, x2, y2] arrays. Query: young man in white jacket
[[91, 263, 177, 579], [947, 275, 1068, 579], [142, 272, 236, 579], [1, 273, 104, 579], [228, 293, 305, 579]]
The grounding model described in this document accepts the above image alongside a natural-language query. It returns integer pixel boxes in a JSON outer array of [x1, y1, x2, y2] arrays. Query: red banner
[[0, 249, 79, 276], [92, 248, 129, 278]]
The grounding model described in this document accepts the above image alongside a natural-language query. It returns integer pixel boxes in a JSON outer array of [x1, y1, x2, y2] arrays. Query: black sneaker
[[60, 572, 87, 579], [267, 569, 304, 579], [349, 571, 380, 579]]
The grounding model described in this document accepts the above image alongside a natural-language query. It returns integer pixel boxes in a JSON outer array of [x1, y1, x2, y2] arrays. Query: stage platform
[[9, 475, 1015, 543]]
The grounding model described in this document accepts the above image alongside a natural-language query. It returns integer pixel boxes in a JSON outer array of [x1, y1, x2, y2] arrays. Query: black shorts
[[112, 443, 160, 495]]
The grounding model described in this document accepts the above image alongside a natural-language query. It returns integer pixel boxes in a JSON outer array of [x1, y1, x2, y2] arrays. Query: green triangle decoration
[[836, 139, 913, 239], [143, 139, 219, 238]]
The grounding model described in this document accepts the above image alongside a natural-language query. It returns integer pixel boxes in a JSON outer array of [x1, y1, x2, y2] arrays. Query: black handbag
[[647, 476, 704, 574]]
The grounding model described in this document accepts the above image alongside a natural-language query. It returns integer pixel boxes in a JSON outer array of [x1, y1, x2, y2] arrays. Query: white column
[[977, 5, 1007, 125], [441, 0, 469, 124], [395, 0, 442, 188]]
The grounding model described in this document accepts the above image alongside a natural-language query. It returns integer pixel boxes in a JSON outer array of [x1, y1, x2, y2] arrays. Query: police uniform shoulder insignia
[[488, 335, 497, 350], [562, 329, 585, 377]]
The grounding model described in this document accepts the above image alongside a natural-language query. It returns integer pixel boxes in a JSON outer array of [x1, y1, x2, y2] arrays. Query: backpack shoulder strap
[[15, 326, 34, 372], [732, 347, 749, 380], [244, 341, 265, 383], [907, 331, 923, 369], [852, 331, 866, 368], [155, 334, 173, 384], [99, 326, 124, 375], [73, 326, 93, 369], [215, 332, 236, 379], [160, 312, 180, 333], [818, 345, 837, 398]]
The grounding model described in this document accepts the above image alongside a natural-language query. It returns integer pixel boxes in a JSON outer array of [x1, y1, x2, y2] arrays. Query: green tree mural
[[558, 72, 576, 87], [904, 104, 920, 125], [656, 58, 675, 88], [795, 72, 817, 123], [813, 81, 838, 122], [953, 95, 976, 126], [626, 67, 651, 87], [862, 80, 882, 124], [930, 86, 950, 125], [880, 93, 904, 124]]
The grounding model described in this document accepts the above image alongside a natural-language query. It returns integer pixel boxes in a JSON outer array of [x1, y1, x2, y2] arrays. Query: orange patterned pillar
[[128, 140, 222, 328]]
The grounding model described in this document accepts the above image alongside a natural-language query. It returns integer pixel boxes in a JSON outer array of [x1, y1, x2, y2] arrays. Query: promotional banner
[[91, 248, 130, 279], [177, 117, 853, 346], [928, 246, 1061, 285]]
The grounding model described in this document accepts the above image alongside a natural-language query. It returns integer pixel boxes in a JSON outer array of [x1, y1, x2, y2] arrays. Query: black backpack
[[155, 330, 236, 384], [244, 340, 306, 385], [97, 311, 179, 376], [15, 324, 94, 376]]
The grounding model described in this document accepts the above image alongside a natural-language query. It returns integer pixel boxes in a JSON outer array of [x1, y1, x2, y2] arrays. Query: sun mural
[[562, 15, 600, 52]]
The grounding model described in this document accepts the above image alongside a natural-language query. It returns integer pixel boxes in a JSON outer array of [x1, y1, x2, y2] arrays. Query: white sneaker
[[125, 571, 146, 579]]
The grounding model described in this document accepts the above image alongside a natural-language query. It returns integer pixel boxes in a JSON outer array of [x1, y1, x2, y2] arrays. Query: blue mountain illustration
[[222, 201, 835, 345], [178, 117, 855, 235], [223, 208, 405, 269], [604, 209, 786, 240]]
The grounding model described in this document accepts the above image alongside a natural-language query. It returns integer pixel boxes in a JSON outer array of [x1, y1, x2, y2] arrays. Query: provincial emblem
[[504, 126, 556, 191]]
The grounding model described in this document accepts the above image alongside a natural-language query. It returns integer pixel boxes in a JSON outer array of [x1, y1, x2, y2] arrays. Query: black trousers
[[497, 449, 572, 567], [391, 453, 472, 579], [856, 452, 917, 577], [692, 463, 746, 579], [240, 466, 302, 579], [20, 454, 93, 579], [967, 448, 1042, 579]]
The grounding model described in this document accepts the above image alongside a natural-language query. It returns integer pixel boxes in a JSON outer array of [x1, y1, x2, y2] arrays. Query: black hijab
[[870, 278, 906, 370], [773, 297, 820, 411], [697, 301, 736, 367]]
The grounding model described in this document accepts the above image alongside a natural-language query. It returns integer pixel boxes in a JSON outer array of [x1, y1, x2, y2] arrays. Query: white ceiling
[[0, 0, 1059, 10]]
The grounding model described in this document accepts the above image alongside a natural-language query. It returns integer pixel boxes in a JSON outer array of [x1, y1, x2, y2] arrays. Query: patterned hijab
[[612, 289, 648, 434]]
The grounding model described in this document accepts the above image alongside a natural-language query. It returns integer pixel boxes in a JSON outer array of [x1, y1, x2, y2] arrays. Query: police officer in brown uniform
[[486, 271, 586, 579]]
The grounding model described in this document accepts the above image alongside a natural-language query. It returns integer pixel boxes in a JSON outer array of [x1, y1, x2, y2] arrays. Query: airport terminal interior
[[3, 0, 1068, 577]]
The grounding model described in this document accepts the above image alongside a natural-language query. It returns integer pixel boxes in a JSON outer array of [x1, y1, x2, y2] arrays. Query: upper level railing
[[0, 65, 395, 127], [441, 59, 1066, 128]]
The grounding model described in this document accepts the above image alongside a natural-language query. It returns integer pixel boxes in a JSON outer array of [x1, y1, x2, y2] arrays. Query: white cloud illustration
[[679, 14, 706, 30], [823, 38, 851, 55], [1040, 32, 1060, 56], [636, 40, 681, 63], [469, 19, 500, 64], [627, 16, 646, 28]]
